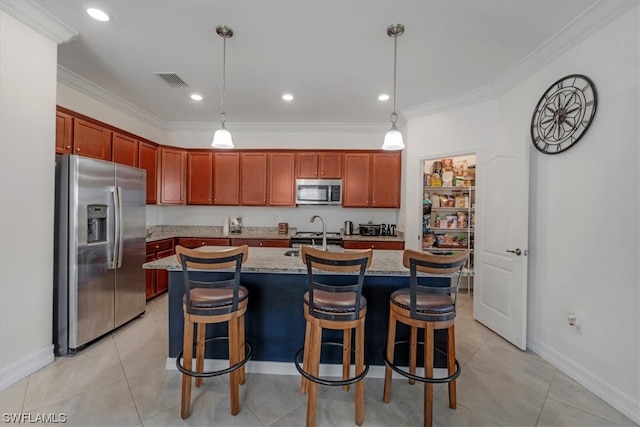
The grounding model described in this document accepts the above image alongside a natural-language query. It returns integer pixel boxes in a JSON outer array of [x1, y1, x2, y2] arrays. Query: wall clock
[[530, 74, 597, 154]]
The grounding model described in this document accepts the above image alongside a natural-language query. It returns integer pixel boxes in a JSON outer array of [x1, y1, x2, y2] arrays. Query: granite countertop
[[146, 225, 405, 243], [146, 226, 295, 243], [144, 246, 411, 276]]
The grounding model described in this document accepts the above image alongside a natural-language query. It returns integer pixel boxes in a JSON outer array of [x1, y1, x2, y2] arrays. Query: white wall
[[403, 6, 640, 421], [0, 11, 57, 388]]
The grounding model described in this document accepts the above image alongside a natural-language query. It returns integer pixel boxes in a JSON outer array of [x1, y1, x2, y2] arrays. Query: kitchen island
[[144, 246, 451, 370]]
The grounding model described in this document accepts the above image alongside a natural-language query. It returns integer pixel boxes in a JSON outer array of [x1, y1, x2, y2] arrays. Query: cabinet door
[[241, 152, 268, 206], [187, 152, 213, 205], [145, 253, 157, 300], [319, 152, 342, 178], [213, 152, 240, 205], [55, 111, 73, 155], [342, 153, 371, 207], [159, 147, 187, 204], [138, 141, 158, 204], [112, 132, 138, 167], [73, 118, 113, 160], [297, 153, 318, 178], [155, 248, 174, 294], [371, 152, 401, 208], [269, 152, 296, 206]]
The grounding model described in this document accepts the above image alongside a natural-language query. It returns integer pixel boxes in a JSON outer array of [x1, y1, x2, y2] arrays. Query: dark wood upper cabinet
[[371, 152, 401, 208], [55, 111, 73, 155], [159, 147, 186, 205], [342, 153, 371, 207], [112, 132, 138, 167], [187, 152, 213, 205], [297, 152, 342, 179], [213, 152, 240, 205], [269, 152, 296, 206], [241, 152, 268, 206], [138, 141, 158, 204], [73, 118, 112, 161]]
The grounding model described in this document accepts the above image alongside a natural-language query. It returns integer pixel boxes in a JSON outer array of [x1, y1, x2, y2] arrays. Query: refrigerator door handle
[[116, 186, 124, 268], [107, 187, 120, 270]]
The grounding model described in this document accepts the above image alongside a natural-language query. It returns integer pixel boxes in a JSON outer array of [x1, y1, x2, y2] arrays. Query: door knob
[[506, 248, 522, 256]]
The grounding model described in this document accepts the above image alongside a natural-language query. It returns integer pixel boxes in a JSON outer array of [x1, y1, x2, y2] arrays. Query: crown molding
[[403, 0, 638, 119], [0, 0, 78, 44], [164, 121, 388, 133], [491, 0, 639, 96], [402, 86, 496, 120], [54, 0, 637, 129], [58, 66, 166, 129]]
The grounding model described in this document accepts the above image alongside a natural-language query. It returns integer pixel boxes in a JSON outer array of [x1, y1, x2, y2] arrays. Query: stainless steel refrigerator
[[54, 154, 146, 355]]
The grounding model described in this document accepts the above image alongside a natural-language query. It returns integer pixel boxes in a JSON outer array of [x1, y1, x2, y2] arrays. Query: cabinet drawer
[[231, 238, 290, 248], [146, 238, 174, 253], [177, 238, 230, 248], [343, 240, 404, 250]]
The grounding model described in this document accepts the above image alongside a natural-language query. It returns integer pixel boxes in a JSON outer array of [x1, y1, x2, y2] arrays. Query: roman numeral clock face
[[530, 74, 597, 154]]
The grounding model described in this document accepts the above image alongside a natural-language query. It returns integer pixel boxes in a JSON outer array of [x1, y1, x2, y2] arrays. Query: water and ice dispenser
[[87, 205, 107, 243]]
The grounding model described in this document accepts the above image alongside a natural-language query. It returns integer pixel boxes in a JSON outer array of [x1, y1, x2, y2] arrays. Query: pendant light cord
[[391, 34, 398, 126], [220, 34, 227, 126]]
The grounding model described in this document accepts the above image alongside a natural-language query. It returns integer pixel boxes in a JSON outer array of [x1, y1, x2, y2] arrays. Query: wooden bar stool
[[294, 246, 373, 427], [382, 249, 467, 427], [175, 245, 251, 419]]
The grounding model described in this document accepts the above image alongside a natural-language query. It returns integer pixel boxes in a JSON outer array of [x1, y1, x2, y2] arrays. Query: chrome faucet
[[310, 215, 327, 251]]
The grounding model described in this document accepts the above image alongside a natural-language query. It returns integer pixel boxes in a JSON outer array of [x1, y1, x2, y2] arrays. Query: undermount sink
[[284, 245, 344, 257]]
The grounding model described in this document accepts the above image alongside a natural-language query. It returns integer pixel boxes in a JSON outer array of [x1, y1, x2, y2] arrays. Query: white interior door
[[473, 137, 530, 350]]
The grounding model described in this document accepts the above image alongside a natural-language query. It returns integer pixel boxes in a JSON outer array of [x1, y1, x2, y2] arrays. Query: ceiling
[[29, 0, 605, 126]]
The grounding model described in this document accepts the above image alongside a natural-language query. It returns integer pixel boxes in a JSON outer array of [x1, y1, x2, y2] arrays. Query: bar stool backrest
[[402, 249, 468, 322], [301, 245, 373, 322], [175, 245, 249, 316]]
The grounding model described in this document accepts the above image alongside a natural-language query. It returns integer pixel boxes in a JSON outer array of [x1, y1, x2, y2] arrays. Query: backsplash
[[146, 205, 399, 234]]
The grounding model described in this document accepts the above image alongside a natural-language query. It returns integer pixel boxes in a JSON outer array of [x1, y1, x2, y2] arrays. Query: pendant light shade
[[212, 25, 234, 148], [381, 24, 405, 151]]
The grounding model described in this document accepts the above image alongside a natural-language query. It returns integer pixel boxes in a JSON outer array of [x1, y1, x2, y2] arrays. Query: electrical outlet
[[568, 312, 581, 334]]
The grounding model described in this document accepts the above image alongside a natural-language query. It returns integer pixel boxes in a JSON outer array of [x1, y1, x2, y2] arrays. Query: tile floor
[[1, 293, 636, 426]]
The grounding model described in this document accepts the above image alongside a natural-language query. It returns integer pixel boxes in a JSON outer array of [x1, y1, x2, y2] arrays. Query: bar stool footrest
[[294, 341, 369, 387], [383, 339, 461, 384], [177, 336, 252, 378]]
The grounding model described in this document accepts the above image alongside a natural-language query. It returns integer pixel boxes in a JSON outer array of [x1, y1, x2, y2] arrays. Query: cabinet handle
[[65, 145, 71, 149], [155, 245, 159, 249], [75, 148, 80, 152]]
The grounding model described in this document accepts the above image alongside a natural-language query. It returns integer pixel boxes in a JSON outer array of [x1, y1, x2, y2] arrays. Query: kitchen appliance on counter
[[290, 231, 343, 248], [54, 155, 146, 355], [231, 216, 242, 233], [295, 179, 342, 205], [359, 223, 382, 236], [344, 221, 353, 235]]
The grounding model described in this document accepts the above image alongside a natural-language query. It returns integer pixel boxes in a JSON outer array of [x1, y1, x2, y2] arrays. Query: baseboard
[[166, 358, 448, 380], [528, 337, 640, 425], [0, 345, 54, 390]]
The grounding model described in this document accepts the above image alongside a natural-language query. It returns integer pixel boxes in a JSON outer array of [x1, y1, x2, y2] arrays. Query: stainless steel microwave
[[295, 179, 342, 205]]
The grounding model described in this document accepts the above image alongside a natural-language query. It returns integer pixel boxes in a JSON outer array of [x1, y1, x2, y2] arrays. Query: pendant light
[[382, 24, 405, 151], [211, 25, 234, 148]]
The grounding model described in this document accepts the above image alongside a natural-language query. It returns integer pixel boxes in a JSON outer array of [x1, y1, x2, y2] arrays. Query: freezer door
[[69, 156, 116, 349], [114, 164, 146, 327]]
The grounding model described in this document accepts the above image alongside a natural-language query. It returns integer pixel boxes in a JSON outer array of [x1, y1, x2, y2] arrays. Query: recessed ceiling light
[[87, 8, 109, 22], [378, 94, 390, 101], [190, 94, 203, 101], [282, 94, 294, 101]]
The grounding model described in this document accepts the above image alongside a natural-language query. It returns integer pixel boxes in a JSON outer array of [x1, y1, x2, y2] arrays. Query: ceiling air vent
[[154, 72, 189, 87]]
